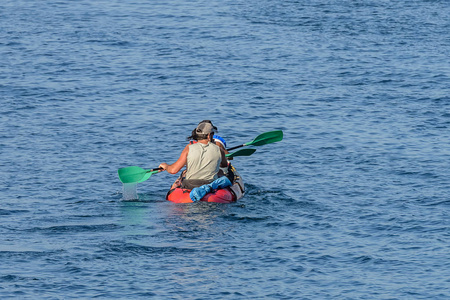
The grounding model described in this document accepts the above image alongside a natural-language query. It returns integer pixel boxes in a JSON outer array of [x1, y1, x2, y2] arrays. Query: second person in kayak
[[159, 120, 228, 189]]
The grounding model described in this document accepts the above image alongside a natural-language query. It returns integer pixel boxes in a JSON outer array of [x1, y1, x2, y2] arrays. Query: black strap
[[181, 179, 213, 189]]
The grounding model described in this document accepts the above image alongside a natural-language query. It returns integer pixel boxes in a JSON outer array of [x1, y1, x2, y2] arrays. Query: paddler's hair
[[187, 129, 208, 141], [187, 120, 218, 141]]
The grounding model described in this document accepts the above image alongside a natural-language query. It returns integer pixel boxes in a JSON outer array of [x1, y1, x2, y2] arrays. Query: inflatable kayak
[[166, 166, 245, 203]]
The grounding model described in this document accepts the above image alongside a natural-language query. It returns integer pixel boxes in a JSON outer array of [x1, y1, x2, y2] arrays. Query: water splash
[[122, 183, 138, 200]]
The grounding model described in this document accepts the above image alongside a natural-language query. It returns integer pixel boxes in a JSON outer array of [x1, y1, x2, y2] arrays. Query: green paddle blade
[[118, 166, 161, 184], [118, 166, 146, 183], [244, 130, 283, 147], [138, 170, 160, 183], [226, 148, 256, 158]]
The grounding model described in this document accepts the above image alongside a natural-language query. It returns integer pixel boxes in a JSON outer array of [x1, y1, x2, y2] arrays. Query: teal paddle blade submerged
[[118, 166, 162, 184]]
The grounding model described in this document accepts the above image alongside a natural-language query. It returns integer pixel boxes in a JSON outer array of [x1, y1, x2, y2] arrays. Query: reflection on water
[[119, 201, 148, 227], [165, 203, 234, 234]]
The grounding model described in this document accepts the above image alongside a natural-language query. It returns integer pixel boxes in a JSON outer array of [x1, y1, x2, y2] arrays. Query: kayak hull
[[166, 168, 244, 203]]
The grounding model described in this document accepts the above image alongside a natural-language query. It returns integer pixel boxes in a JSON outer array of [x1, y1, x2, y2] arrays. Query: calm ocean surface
[[1, 0, 449, 299]]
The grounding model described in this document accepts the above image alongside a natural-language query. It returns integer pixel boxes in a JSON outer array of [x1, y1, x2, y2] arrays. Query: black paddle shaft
[[227, 144, 244, 151]]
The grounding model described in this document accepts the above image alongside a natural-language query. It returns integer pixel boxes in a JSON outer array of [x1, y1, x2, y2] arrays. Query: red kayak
[[166, 167, 244, 203]]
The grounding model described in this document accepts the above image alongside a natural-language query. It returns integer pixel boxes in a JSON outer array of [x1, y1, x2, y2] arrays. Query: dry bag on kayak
[[190, 177, 232, 202]]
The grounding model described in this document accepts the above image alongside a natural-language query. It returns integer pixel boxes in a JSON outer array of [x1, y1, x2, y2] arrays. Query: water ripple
[[1, 0, 449, 299]]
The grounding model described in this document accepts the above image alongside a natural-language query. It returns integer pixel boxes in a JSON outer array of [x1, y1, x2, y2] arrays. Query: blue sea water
[[1, 0, 449, 298]]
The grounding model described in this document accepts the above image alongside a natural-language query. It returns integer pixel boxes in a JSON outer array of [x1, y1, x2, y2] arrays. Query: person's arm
[[159, 145, 189, 174], [214, 139, 232, 160], [214, 141, 228, 153], [219, 148, 228, 168]]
